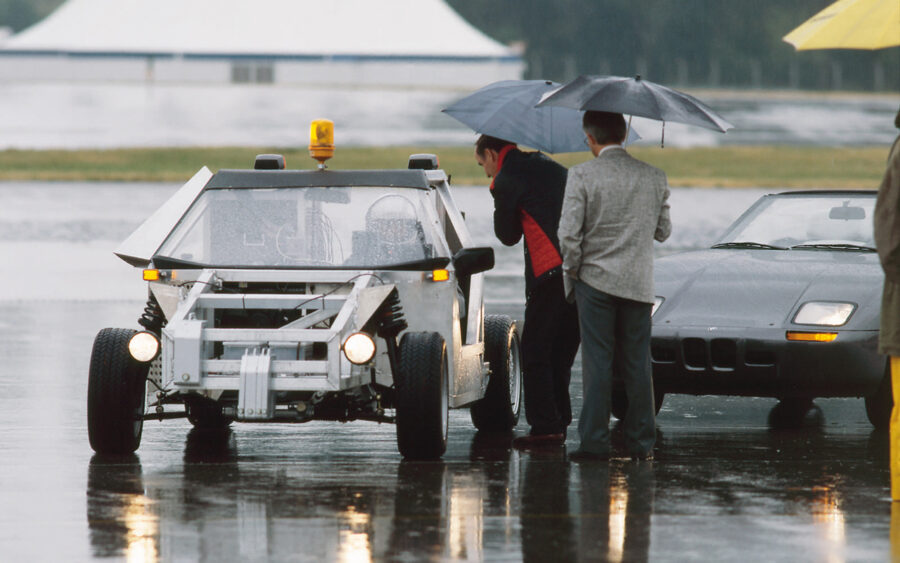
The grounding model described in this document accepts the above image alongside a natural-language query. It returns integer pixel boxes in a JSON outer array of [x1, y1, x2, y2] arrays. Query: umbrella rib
[[444, 80, 592, 153], [471, 86, 528, 132], [567, 75, 732, 133]]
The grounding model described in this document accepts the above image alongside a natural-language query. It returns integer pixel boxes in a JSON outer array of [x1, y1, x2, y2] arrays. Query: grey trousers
[[574, 280, 656, 456]]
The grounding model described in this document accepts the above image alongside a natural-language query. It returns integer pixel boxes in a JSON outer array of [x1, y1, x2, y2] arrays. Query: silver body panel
[[141, 167, 490, 420], [115, 167, 213, 267]]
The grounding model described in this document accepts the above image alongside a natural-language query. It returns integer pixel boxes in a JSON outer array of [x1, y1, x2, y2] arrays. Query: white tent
[[0, 0, 522, 86]]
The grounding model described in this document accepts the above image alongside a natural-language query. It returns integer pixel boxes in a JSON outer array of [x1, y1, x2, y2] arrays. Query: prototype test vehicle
[[88, 120, 522, 459], [642, 190, 891, 428]]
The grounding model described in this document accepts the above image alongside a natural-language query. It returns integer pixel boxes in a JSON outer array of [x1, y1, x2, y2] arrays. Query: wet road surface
[[0, 300, 893, 562], [0, 183, 894, 561]]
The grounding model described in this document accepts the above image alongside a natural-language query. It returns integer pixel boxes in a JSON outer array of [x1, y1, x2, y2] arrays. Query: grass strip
[[0, 145, 891, 188]]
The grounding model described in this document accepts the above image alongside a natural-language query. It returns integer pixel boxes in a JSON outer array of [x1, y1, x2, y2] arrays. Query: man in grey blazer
[[558, 111, 671, 461]]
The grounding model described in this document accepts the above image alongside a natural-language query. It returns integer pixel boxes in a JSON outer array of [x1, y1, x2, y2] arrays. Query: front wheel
[[470, 315, 522, 432], [395, 332, 449, 460], [87, 328, 149, 454], [865, 362, 893, 430], [768, 397, 817, 429]]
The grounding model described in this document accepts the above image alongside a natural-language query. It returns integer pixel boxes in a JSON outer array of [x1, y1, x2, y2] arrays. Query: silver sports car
[[642, 190, 890, 428]]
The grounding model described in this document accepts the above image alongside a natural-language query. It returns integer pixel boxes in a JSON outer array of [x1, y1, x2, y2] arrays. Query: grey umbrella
[[442, 79, 639, 154], [537, 74, 733, 134]]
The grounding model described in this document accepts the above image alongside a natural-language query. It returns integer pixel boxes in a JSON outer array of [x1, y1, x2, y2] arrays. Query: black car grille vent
[[657, 337, 777, 371], [680, 338, 738, 370]]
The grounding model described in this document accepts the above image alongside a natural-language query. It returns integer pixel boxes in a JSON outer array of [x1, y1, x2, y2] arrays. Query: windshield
[[715, 194, 875, 250], [155, 186, 448, 268]]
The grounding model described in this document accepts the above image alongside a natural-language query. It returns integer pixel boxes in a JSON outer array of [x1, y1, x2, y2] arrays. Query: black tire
[[768, 397, 817, 429], [470, 315, 522, 432], [185, 396, 232, 430], [610, 380, 665, 420], [396, 332, 449, 460], [865, 362, 893, 430], [87, 328, 149, 454]]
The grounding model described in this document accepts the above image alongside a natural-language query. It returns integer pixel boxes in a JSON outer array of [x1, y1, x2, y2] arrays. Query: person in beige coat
[[558, 111, 671, 461], [873, 106, 900, 499]]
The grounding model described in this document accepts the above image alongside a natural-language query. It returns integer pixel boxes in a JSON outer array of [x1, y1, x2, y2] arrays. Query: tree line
[[2, 0, 897, 91], [447, 0, 899, 91]]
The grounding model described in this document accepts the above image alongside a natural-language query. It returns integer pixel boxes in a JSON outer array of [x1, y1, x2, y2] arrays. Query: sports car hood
[[653, 249, 882, 329]]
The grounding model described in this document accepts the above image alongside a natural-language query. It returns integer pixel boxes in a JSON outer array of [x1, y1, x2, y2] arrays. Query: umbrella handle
[[661, 121, 665, 149]]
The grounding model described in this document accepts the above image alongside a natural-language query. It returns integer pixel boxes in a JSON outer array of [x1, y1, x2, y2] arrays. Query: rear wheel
[[87, 328, 149, 454], [470, 315, 522, 432], [396, 332, 449, 460], [865, 362, 892, 430], [186, 396, 232, 430]]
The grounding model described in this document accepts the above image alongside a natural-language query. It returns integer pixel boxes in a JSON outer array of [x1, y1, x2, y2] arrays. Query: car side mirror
[[829, 202, 865, 220], [453, 247, 494, 276]]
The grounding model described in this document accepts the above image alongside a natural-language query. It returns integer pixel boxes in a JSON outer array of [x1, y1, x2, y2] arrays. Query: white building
[[0, 0, 523, 87]]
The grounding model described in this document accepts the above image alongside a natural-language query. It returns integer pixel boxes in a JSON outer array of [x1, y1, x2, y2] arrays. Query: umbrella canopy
[[783, 0, 900, 51], [536, 75, 733, 134], [442, 79, 639, 154]]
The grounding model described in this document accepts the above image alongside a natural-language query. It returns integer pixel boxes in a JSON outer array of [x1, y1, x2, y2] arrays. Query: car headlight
[[128, 331, 160, 363], [343, 332, 376, 365], [651, 296, 664, 317], [793, 301, 855, 326]]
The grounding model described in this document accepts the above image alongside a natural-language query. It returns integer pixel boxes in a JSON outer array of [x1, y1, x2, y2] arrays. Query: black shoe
[[568, 449, 609, 462], [511, 432, 566, 449]]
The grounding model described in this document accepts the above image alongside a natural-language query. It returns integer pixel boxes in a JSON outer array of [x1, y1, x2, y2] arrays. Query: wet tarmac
[[1, 299, 894, 561], [0, 182, 895, 561]]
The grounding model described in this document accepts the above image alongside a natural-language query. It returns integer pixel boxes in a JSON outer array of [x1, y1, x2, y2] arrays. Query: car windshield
[[155, 186, 449, 268], [714, 194, 876, 250]]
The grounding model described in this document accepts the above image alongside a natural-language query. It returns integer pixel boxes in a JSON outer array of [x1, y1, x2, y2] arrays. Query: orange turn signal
[[786, 331, 837, 342], [431, 269, 450, 282], [143, 269, 160, 281]]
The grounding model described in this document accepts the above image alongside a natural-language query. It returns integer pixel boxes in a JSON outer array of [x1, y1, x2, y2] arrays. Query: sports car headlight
[[793, 302, 856, 327], [343, 332, 376, 365], [652, 296, 664, 317], [128, 331, 160, 363]]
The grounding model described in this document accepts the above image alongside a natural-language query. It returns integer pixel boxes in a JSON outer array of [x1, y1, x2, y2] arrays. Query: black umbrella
[[537, 75, 733, 136], [442, 79, 639, 154]]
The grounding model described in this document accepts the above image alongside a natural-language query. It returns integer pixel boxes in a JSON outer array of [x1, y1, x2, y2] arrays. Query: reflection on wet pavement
[[74, 403, 892, 561]]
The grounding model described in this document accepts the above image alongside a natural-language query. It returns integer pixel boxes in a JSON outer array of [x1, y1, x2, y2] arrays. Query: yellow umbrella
[[783, 0, 900, 50]]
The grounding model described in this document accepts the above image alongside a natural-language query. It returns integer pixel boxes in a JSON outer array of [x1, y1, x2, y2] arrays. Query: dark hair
[[895, 105, 900, 129], [475, 135, 516, 156], [582, 111, 627, 145]]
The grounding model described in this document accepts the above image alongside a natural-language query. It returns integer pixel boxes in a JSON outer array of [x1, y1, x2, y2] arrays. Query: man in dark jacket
[[474, 134, 580, 447]]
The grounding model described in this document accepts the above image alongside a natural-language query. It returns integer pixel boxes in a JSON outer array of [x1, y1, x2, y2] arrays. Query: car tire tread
[[865, 362, 893, 430], [470, 315, 522, 432], [396, 332, 448, 460], [87, 328, 148, 454]]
